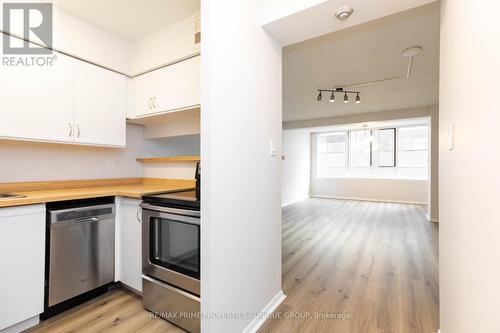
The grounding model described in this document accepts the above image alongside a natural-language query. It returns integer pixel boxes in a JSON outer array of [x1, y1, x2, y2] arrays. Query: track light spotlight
[[316, 88, 360, 105]]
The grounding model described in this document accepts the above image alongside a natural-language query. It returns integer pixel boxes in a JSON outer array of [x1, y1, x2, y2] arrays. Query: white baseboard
[[311, 195, 427, 206], [242, 290, 286, 333], [281, 196, 309, 208], [0, 316, 39, 333]]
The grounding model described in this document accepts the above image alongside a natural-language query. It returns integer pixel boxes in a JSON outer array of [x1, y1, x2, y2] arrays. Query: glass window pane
[[349, 130, 371, 168], [378, 129, 395, 167], [398, 126, 429, 168], [317, 132, 347, 177]]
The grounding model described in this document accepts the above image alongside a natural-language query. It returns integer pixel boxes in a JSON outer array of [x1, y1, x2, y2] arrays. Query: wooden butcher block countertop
[[0, 178, 196, 208]]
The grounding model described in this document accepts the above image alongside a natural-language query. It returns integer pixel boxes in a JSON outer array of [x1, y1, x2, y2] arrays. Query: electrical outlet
[[106, 160, 115, 170]]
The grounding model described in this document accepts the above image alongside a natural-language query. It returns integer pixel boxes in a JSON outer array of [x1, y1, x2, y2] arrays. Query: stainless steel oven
[[141, 187, 200, 333], [141, 203, 200, 294]]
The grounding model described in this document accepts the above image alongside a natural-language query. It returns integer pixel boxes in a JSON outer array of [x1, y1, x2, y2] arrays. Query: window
[[398, 126, 429, 167], [317, 132, 347, 176], [315, 124, 429, 180], [349, 130, 371, 168], [375, 128, 396, 167]]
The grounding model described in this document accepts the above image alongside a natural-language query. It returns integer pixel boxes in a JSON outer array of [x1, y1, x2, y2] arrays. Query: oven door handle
[[140, 203, 200, 218]]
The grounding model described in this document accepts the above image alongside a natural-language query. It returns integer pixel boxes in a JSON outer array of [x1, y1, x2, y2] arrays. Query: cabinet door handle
[[136, 208, 142, 223], [68, 123, 73, 137], [148, 97, 152, 110], [153, 97, 157, 109], [76, 124, 81, 138]]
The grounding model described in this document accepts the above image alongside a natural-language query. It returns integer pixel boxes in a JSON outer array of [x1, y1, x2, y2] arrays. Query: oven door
[[142, 205, 200, 295]]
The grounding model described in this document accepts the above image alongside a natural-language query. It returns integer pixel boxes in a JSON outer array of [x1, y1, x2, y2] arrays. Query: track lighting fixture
[[316, 88, 360, 105]]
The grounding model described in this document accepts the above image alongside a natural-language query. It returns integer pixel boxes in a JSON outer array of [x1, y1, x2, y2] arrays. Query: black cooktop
[[143, 189, 200, 211]]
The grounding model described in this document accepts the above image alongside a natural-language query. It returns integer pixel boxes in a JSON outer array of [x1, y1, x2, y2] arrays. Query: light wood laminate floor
[[27, 289, 185, 333], [26, 198, 438, 333], [259, 198, 439, 333]]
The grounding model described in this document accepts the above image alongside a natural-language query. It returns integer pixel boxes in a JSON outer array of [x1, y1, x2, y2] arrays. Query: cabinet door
[[153, 55, 200, 113], [74, 62, 126, 147], [117, 198, 142, 292], [0, 205, 45, 330], [126, 74, 153, 118], [0, 52, 74, 143]]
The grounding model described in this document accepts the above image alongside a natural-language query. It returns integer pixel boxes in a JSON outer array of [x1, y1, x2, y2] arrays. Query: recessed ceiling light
[[335, 6, 354, 21]]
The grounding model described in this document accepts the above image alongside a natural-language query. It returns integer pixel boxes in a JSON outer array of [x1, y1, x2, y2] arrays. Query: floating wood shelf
[[136, 156, 200, 163]]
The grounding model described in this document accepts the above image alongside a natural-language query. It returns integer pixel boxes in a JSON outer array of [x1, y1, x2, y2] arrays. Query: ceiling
[[54, 0, 200, 41], [263, 0, 436, 46], [283, 2, 440, 123]]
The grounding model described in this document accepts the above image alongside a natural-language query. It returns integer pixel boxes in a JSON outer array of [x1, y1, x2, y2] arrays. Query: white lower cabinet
[[0, 205, 45, 332], [116, 197, 143, 292]]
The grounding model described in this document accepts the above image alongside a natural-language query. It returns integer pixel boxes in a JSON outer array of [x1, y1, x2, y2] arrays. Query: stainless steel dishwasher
[[42, 197, 115, 319]]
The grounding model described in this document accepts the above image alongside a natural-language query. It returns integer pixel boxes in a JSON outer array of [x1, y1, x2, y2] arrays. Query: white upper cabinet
[[0, 53, 74, 143], [127, 55, 200, 118], [126, 74, 153, 118], [153, 56, 200, 113], [75, 62, 127, 147], [0, 51, 127, 147]]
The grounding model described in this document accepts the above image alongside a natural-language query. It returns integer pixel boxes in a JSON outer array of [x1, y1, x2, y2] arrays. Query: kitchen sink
[[0, 193, 26, 199]]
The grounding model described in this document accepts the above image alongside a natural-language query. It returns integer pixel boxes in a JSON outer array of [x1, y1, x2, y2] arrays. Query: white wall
[[143, 134, 200, 179], [439, 0, 500, 332], [282, 129, 310, 206], [130, 14, 199, 75], [428, 104, 439, 221], [1, 5, 199, 76], [0, 125, 199, 182], [143, 110, 200, 139], [311, 178, 427, 204], [52, 9, 132, 74], [284, 105, 435, 129], [201, 0, 283, 332], [0, 5, 132, 74]]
